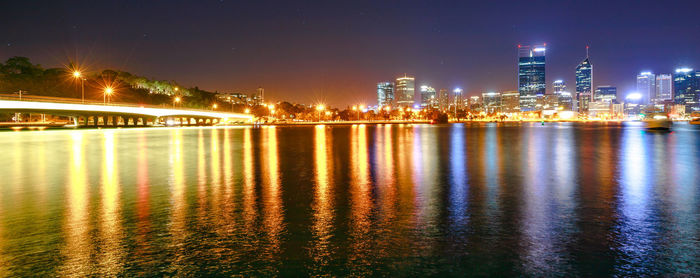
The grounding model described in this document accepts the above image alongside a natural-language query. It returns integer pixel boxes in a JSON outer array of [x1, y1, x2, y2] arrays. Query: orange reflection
[[310, 125, 334, 271], [262, 127, 283, 258], [197, 129, 208, 219], [243, 127, 257, 231], [169, 128, 187, 273], [210, 128, 221, 208], [98, 130, 124, 275], [348, 124, 372, 271], [60, 132, 92, 276], [134, 130, 152, 263]]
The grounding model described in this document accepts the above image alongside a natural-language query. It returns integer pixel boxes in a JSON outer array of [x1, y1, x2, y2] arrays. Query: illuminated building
[[253, 87, 264, 106], [377, 82, 394, 107], [518, 44, 546, 111], [576, 48, 593, 112], [636, 72, 655, 104], [589, 101, 612, 117], [481, 92, 501, 113], [395, 75, 415, 107], [543, 94, 559, 110], [553, 80, 566, 94], [469, 96, 482, 112], [673, 68, 700, 111], [594, 86, 617, 103], [420, 85, 437, 109], [501, 91, 520, 113], [453, 88, 465, 110], [438, 88, 449, 110], [217, 92, 249, 105], [558, 92, 574, 111], [655, 74, 673, 103]]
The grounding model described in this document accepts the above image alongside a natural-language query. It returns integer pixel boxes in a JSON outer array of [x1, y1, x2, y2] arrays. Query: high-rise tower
[[395, 75, 415, 107], [575, 46, 593, 112], [518, 44, 546, 111]]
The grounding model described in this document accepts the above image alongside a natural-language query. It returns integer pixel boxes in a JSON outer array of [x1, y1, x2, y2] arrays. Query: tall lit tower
[[575, 46, 593, 112], [420, 85, 437, 108], [518, 44, 546, 111], [553, 80, 566, 94], [673, 68, 700, 111], [395, 75, 415, 107], [377, 82, 394, 107], [636, 72, 656, 105], [655, 74, 673, 103], [453, 88, 464, 110]]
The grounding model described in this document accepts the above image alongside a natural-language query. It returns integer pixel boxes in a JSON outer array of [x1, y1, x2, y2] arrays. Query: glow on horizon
[[0, 100, 252, 119]]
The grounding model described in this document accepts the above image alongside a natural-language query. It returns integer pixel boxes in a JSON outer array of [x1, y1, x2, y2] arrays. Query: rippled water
[[0, 123, 698, 276]]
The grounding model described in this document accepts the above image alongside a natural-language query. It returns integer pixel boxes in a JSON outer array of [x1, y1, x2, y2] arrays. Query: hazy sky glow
[[3, 0, 700, 106]]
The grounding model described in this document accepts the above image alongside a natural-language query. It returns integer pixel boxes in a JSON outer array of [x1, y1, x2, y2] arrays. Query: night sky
[[3, 0, 700, 106]]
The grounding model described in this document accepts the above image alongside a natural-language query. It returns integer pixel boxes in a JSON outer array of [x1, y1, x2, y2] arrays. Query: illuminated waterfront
[[0, 123, 698, 276]]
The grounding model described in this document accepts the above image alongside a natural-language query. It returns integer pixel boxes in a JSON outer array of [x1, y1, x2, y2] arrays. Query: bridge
[[0, 95, 253, 127]]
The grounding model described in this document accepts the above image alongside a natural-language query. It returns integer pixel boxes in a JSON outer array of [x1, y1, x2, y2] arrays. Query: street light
[[174, 96, 181, 107], [72, 71, 85, 103], [316, 104, 325, 122], [213, 103, 218, 110], [104, 86, 113, 104]]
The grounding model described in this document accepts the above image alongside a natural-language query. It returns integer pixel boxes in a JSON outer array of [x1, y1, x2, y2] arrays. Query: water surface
[[0, 123, 698, 276]]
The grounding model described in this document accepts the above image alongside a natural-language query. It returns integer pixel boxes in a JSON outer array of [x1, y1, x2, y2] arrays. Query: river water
[[0, 122, 698, 276]]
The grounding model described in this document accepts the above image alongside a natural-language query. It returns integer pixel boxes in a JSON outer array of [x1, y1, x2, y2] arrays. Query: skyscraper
[[453, 88, 464, 110], [636, 72, 655, 105], [553, 80, 566, 94], [438, 89, 449, 111], [395, 75, 415, 107], [481, 92, 502, 113], [518, 44, 546, 111], [501, 91, 520, 113], [655, 74, 672, 103], [420, 85, 437, 108], [673, 68, 700, 110], [377, 82, 394, 107], [594, 86, 617, 102], [575, 48, 593, 112]]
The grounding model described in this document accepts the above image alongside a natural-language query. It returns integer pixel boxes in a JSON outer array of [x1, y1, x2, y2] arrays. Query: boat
[[690, 112, 700, 125], [642, 113, 672, 130]]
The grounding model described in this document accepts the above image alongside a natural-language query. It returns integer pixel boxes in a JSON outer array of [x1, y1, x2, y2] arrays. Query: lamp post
[[104, 87, 113, 105], [174, 96, 181, 108], [316, 104, 325, 122], [73, 71, 85, 103]]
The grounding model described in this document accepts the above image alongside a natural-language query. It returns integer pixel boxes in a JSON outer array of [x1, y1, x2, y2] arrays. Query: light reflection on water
[[0, 124, 698, 276]]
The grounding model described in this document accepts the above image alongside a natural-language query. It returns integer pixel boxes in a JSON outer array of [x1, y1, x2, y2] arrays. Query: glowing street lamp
[[72, 70, 85, 103], [213, 103, 218, 110], [174, 96, 181, 108], [104, 86, 113, 104], [245, 108, 250, 114], [316, 104, 325, 122]]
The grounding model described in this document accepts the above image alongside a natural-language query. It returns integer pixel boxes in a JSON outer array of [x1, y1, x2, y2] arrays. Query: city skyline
[[3, 1, 700, 107]]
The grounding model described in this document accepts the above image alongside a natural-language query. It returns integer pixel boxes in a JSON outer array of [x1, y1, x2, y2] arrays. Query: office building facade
[[594, 86, 617, 103], [377, 82, 394, 107], [576, 57, 593, 112], [655, 74, 673, 103], [395, 75, 415, 107], [518, 44, 546, 111], [636, 72, 655, 105], [673, 68, 700, 111]]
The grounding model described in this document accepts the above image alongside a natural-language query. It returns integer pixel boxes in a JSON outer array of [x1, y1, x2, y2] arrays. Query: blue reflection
[[449, 124, 468, 227]]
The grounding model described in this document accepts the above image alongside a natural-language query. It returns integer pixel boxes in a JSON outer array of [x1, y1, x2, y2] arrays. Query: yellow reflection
[[168, 128, 187, 273], [135, 130, 152, 259], [243, 127, 256, 230], [197, 129, 208, 219], [311, 125, 334, 270], [98, 130, 124, 275], [223, 128, 234, 201], [210, 128, 221, 208], [262, 127, 283, 256], [61, 132, 92, 276], [348, 124, 372, 272]]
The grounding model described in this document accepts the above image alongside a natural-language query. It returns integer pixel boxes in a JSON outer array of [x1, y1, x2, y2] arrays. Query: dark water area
[[0, 122, 698, 276]]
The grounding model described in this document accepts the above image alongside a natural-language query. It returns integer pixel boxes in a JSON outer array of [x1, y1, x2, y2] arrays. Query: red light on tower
[[517, 44, 521, 48]]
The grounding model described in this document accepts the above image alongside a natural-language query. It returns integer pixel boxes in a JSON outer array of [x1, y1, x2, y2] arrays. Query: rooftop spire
[[586, 45, 589, 58]]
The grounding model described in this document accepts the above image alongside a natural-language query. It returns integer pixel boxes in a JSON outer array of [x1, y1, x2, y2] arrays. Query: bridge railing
[[0, 93, 235, 114]]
